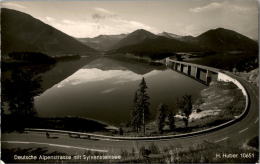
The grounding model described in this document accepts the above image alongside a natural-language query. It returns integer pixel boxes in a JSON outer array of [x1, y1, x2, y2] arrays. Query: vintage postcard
[[1, 0, 259, 163]]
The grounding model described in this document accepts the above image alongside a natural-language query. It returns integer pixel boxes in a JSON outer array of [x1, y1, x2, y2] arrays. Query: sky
[[2, 0, 259, 39]]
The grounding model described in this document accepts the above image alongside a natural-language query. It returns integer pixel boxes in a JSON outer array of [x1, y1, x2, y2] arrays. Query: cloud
[[101, 88, 116, 94], [90, 8, 157, 37], [62, 19, 76, 25], [50, 20, 99, 38], [190, 2, 250, 13], [45, 16, 55, 22], [92, 13, 107, 20], [43, 13, 157, 38], [230, 5, 250, 12], [189, 2, 222, 13], [2, 2, 27, 9], [180, 1, 257, 38], [39, 6, 157, 38], [110, 18, 156, 33], [92, 7, 117, 21], [94, 7, 114, 15]]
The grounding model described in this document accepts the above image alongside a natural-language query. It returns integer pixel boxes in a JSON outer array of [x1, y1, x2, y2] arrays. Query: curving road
[[2, 71, 259, 157]]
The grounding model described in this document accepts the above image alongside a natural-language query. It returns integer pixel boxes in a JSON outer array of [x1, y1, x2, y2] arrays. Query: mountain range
[[77, 34, 127, 51], [2, 8, 258, 61], [79, 28, 257, 59], [1, 8, 97, 57]]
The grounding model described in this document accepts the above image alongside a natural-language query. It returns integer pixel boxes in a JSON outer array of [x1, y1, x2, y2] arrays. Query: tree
[[2, 68, 41, 117], [131, 91, 142, 132], [1, 68, 42, 132], [131, 77, 150, 135], [119, 127, 124, 135], [177, 95, 193, 127], [176, 54, 183, 61], [168, 111, 175, 131], [157, 103, 168, 134]]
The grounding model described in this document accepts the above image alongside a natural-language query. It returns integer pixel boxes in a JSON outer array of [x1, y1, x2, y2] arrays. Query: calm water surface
[[35, 57, 206, 125]]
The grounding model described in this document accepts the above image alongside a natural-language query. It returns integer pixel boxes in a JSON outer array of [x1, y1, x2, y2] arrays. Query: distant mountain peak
[[199, 27, 238, 36], [158, 32, 183, 39], [196, 27, 258, 51], [134, 29, 151, 33], [77, 34, 128, 51], [2, 8, 97, 57], [95, 33, 127, 39], [130, 29, 156, 37], [214, 27, 226, 31], [111, 29, 157, 50]]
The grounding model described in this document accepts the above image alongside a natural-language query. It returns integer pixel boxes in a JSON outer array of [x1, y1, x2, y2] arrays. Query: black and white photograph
[[0, 0, 259, 163]]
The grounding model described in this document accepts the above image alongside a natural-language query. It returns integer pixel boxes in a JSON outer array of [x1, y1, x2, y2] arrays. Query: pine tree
[[157, 103, 168, 134], [131, 91, 142, 132], [139, 77, 150, 135], [177, 95, 192, 127], [168, 111, 175, 131], [131, 77, 150, 134]]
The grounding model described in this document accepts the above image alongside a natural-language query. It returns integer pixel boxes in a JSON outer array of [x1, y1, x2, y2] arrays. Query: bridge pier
[[206, 70, 212, 85], [187, 66, 191, 75], [173, 62, 177, 70], [180, 64, 184, 72], [195, 67, 200, 79], [175, 63, 178, 70], [168, 62, 172, 69]]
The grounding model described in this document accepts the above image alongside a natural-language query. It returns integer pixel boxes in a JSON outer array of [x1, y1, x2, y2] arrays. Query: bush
[[148, 143, 160, 154], [8, 52, 56, 64], [248, 136, 259, 149], [120, 150, 129, 159]]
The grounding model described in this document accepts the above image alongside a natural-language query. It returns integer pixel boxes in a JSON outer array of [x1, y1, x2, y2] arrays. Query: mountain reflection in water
[[57, 68, 160, 88], [35, 57, 206, 125]]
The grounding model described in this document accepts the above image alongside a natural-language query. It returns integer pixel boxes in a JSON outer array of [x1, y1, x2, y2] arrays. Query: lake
[[34, 57, 207, 125]]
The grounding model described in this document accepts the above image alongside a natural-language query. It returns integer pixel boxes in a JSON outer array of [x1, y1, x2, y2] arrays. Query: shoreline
[[87, 80, 246, 137], [15, 80, 244, 137]]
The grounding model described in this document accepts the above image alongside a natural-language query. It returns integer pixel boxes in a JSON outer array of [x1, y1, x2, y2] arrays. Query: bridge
[[165, 58, 248, 97], [165, 57, 219, 85]]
